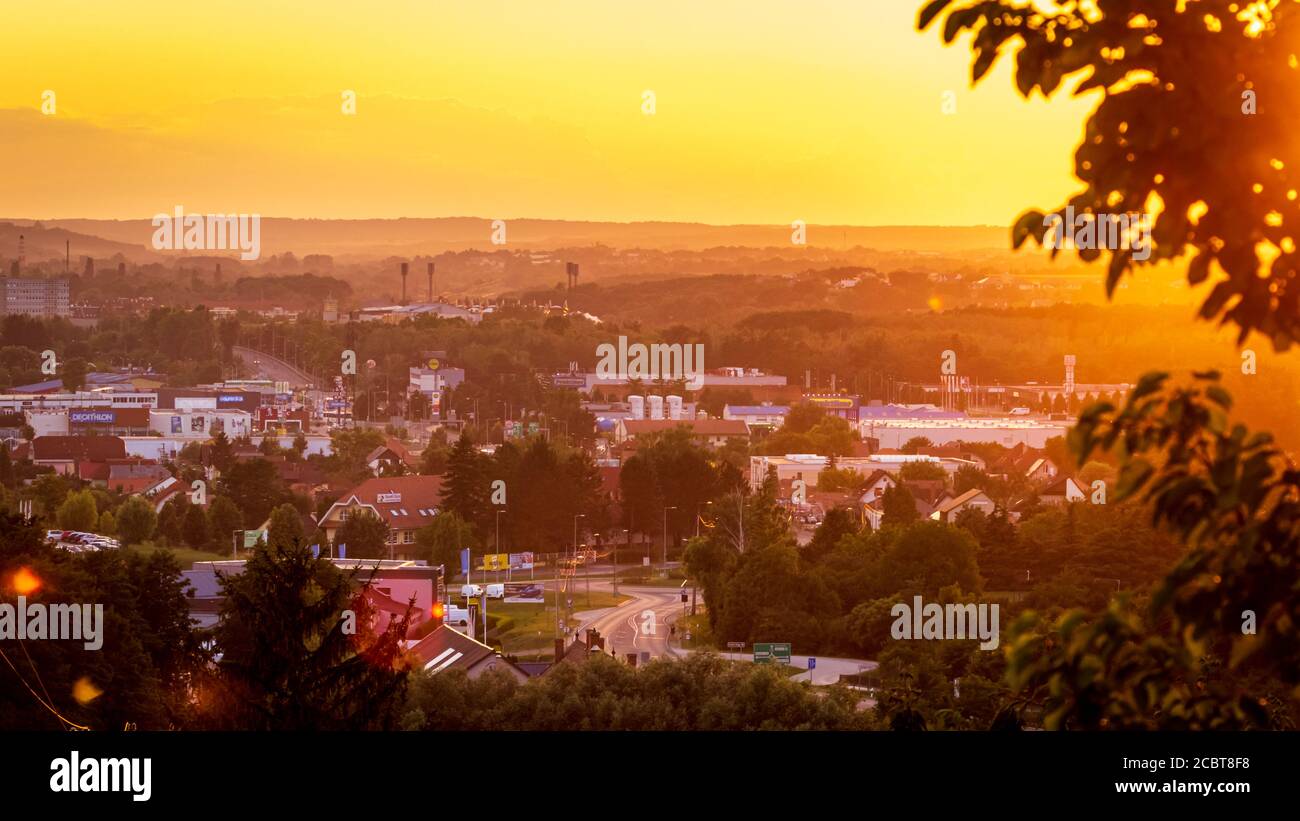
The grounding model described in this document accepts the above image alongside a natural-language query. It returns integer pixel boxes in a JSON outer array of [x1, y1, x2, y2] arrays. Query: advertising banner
[[504, 582, 545, 603], [477, 553, 509, 571], [509, 552, 535, 570]]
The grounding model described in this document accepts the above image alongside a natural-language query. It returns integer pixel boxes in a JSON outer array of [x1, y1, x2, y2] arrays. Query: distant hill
[[0, 221, 156, 266], [21, 217, 1010, 258]]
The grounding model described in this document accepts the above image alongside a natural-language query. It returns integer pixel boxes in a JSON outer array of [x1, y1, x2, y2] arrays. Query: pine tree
[[203, 540, 410, 730], [442, 434, 488, 531]]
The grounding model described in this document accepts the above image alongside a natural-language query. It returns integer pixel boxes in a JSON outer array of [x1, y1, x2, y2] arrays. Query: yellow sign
[[476, 553, 508, 571], [427, 358, 440, 370]]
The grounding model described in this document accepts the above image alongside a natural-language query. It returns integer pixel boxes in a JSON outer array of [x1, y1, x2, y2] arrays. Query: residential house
[[318, 475, 446, 555], [931, 488, 996, 523], [1040, 476, 1086, 506], [407, 624, 528, 682], [615, 418, 750, 449]]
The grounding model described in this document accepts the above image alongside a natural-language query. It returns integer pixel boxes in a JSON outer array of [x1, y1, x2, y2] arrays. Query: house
[[32, 435, 127, 474], [318, 475, 446, 554], [931, 488, 996, 523], [407, 624, 528, 682], [546, 627, 610, 672], [365, 437, 419, 476], [1023, 457, 1059, 486], [855, 469, 897, 505], [1040, 476, 1086, 506], [615, 418, 750, 449]]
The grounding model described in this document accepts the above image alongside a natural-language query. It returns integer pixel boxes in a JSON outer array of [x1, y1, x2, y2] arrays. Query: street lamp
[[613, 528, 628, 596], [696, 501, 712, 538], [662, 506, 677, 572]]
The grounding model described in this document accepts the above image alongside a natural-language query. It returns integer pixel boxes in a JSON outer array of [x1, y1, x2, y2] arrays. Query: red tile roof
[[329, 475, 445, 532]]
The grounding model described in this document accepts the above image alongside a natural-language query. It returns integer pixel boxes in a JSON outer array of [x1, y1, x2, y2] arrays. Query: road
[[574, 584, 687, 661], [232, 345, 321, 390]]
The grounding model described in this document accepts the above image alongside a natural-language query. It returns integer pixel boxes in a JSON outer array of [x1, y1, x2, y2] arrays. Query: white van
[[486, 583, 505, 599], [444, 606, 471, 627], [461, 584, 483, 599]]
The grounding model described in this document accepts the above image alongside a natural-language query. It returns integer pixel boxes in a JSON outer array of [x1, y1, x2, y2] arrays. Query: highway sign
[[726, 641, 744, 650], [753, 642, 792, 665], [808, 657, 816, 670]]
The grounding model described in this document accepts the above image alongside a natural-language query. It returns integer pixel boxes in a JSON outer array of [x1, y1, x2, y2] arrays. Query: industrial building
[[0, 277, 70, 318]]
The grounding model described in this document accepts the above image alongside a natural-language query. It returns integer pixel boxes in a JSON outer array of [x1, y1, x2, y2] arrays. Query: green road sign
[[753, 642, 792, 665]]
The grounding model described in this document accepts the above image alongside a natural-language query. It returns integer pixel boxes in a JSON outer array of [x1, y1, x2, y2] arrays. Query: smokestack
[[83, 257, 94, 278], [427, 262, 434, 302], [400, 262, 409, 304], [65, 240, 70, 274], [17, 234, 24, 272]]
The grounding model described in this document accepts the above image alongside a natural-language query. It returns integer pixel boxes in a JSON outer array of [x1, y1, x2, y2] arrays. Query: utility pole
[[662, 506, 676, 574]]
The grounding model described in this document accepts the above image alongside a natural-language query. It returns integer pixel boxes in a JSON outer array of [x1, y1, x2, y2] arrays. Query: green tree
[[334, 509, 390, 559], [900, 436, 933, 454], [220, 458, 291, 528], [56, 488, 98, 531], [414, 511, 478, 572], [880, 483, 920, 529], [115, 496, 158, 547], [183, 503, 211, 548], [97, 510, 116, 536], [899, 461, 946, 482], [267, 503, 304, 549], [442, 434, 489, 532], [202, 540, 410, 730], [207, 496, 244, 550]]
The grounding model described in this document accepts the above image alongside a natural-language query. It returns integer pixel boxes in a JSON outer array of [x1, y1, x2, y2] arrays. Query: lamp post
[[613, 528, 628, 597], [662, 506, 676, 573], [571, 513, 585, 626], [496, 508, 507, 581], [696, 501, 712, 538]]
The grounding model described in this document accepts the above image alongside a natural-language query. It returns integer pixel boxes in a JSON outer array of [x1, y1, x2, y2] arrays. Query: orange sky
[[0, 1, 1093, 224]]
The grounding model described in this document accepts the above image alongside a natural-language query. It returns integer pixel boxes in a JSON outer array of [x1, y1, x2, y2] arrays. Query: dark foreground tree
[[200, 540, 410, 730]]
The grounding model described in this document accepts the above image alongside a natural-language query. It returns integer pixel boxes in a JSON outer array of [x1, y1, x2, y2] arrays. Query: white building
[[149, 409, 253, 439], [860, 417, 1070, 449]]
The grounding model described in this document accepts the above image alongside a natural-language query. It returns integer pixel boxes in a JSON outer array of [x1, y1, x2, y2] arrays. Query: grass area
[[488, 590, 630, 657], [124, 542, 229, 569]]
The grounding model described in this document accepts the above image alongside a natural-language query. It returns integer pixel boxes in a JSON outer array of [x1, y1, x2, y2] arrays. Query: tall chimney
[[427, 262, 434, 302], [17, 234, 24, 272], [400, 262, 409, 304], [83, 257, 94, 278]]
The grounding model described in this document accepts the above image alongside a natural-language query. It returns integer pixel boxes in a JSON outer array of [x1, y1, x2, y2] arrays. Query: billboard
[[504, 582, 545, 603], [552, 374, 587, 388], [170, 415, 182, 433], [477, 553, 509, 572], [509, 552, 535, 570]]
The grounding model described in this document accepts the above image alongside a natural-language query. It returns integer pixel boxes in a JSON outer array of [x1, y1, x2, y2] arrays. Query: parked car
[[461, 584, 483, 599], [485, 583, 505, 599]]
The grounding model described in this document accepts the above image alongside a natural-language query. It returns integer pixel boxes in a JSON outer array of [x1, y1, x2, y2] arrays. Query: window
[[403, 531, 414, 544]]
